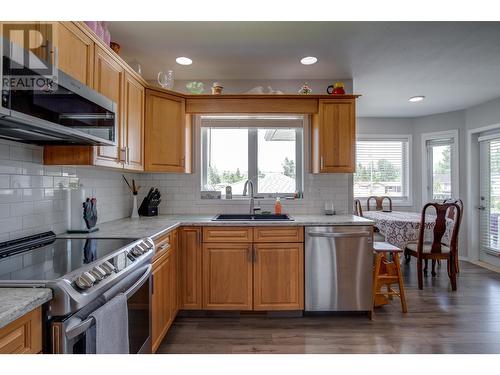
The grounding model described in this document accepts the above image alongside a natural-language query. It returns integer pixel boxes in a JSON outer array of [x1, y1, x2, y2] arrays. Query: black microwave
[[0, 54, 117, 146]]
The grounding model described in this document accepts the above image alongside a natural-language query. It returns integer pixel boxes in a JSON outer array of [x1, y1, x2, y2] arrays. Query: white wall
[[0, 139, 139, 242]]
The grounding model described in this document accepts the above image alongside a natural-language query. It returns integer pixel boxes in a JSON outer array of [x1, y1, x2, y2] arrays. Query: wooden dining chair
[[367, 196, 393, 212], [354, 199, 363, 217], [404, 202, 461, 291], [443, 198, 464, 273]]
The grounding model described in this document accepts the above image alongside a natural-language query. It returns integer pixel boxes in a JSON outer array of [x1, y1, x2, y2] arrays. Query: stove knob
[[131, 246, 144, 257], [75, 272, 95, 290], [90, 266, 106, 281], [100, 261, 115, 275]]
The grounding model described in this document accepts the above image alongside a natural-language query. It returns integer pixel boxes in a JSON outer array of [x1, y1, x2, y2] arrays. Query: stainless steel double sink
[[212, 214, 293, 221]]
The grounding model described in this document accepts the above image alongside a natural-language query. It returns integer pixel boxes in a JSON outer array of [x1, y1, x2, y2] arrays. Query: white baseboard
[[469, 259, 500, 274]]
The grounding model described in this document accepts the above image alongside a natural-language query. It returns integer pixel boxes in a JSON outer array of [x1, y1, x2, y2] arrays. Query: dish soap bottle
[[274, 195, 282, 215]]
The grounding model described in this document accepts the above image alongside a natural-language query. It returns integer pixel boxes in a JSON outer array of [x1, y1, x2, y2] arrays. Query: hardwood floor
[[157, 261, 500, 354]]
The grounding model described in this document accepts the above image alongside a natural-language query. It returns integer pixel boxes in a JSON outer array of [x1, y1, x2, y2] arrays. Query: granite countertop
[[58, 214, 374, 241], [0, 288, 52, 329]]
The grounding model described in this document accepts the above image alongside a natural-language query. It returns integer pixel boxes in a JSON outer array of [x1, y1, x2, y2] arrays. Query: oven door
[[50, 264, 151, 354]]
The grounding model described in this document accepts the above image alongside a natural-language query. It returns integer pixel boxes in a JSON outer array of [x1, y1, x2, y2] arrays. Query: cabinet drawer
[[153, 232, 172, 262], [253, 227, 304, 243], [0, 307, 42, 354], [203, 227, 253, 243]]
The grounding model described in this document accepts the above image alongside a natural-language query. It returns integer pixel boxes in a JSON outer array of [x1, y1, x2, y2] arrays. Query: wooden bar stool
[[372, 242, 407, 313]]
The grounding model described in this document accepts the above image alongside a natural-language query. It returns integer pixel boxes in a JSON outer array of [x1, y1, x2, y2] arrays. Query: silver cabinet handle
[[308, 231, 372, 238], [120, 147, 126, 162], [158, 243, 170, 251]]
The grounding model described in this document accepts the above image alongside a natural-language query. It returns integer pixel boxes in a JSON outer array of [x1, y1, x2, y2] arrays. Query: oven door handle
[[65, 264, 152, 340], [123, 264, 152, 299]]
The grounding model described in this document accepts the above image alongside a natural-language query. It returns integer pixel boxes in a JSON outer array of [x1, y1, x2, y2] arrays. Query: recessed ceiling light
[[409, 96, 425, 102], [300, 56, 318, 65], [176, 57, 192, 65]]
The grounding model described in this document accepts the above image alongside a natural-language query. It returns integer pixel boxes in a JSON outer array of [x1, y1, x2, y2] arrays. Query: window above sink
[[200, 115, 304, 199]]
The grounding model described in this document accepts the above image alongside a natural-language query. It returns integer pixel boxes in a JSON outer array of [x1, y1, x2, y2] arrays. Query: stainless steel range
[[0, 231, 155, 354]]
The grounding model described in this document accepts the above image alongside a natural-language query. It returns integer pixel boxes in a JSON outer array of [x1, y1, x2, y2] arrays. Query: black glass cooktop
[[0, 235, 137, 281]]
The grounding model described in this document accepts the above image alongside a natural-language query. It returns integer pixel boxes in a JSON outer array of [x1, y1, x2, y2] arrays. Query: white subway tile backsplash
[[0, 140, 139, 241], [0, 175, 10, 188], [10, 146, 33, 162], [10, 175, 32, 188], [0, 216, 23, 234], [9, 202, 34, 217]]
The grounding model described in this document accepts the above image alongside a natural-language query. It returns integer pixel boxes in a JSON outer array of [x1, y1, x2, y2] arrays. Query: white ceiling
[[107, 21, 500, 117]]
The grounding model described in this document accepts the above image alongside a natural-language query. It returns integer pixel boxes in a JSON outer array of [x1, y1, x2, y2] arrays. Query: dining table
[[363, 210, 450, 250]]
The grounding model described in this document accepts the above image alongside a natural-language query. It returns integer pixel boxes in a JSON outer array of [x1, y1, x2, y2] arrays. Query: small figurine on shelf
[[211, 82, 223, 95], [298, 82, 312, 95], [327, 82, 346, 95]]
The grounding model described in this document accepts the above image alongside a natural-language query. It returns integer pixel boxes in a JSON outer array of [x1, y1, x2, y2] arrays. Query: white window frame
[[354, 134, 413, 206], [421, 129, 459, 204], [200, 116, 304, 199]]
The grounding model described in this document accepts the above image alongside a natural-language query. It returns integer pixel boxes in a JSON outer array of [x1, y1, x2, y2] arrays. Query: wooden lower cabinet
[[0, 307, 42, 354], [202, 243, 253, 310], [253, 243, 304, 310], [151, 250, 172, 352], [179, 227, 202, 309], [151, 230, 179, 353]]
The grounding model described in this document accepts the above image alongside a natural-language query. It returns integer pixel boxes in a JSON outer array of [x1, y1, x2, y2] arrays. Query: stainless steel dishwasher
[[305, 225, 373, 312]]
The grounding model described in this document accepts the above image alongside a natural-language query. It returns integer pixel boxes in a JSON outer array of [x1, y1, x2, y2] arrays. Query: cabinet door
[[179, 227, 202, 309], [93, 45, 124, 168], [0, 306, 42, 354], [312, 99, 355, 173], [56, 22, 94, 86], [145, 89, 191, 172], [151, 252, 171, 353], [123, 72, 144, 171], [253, 243, 304, 310], [169, 235, 178, 317], [203, 243, 253, 310]]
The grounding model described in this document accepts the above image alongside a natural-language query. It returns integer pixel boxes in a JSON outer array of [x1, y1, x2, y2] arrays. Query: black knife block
[[138, 199, 159, 216]]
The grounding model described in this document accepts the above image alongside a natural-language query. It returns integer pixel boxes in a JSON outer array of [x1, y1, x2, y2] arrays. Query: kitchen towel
[[86, 293, 129, 354]]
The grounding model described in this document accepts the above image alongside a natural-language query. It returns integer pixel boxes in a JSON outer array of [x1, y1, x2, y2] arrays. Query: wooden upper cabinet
[[55, 22, 94, 86], [202, 243, 253, 310], [311, 99, 356, 173], [145, 89, 192, 173], [123, 71, 144, 171], [179, 227, 202, 309], [93, 45, 124, 168], [253, 242, 304, 310]]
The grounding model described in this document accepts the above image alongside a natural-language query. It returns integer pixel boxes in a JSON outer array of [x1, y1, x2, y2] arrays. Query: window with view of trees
[[426, 138, 454, 201], [201, 116, 304, 198], [354, 138, 410, 200]]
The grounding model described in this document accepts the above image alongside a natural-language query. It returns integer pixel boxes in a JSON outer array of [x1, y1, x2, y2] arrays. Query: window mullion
[[248, 128, 258, 194]]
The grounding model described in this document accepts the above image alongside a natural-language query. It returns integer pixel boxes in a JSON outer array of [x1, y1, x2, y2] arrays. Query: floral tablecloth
[[363, 211, 450, 250]]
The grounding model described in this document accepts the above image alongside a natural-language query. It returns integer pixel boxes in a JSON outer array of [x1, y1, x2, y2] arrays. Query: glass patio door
[[479, 136, 500, 265]]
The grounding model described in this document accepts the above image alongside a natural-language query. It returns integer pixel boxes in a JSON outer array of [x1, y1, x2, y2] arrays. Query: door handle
[[320, 156, 324, 170], [477, 206, 486, 211], [308, 231, 372, 238]]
